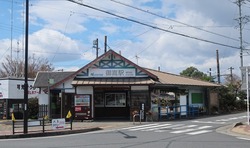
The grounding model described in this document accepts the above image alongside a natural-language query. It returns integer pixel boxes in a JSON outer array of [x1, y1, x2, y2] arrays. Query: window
[[105, 93, 126, 107], [94, 93, 104, 107], [191, 93, 203, 104], [75, 95, 91, 106]]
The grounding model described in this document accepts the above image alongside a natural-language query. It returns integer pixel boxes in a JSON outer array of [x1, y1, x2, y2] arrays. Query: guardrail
[[155, 105, 207, 121], [12, 118, 73, 135]]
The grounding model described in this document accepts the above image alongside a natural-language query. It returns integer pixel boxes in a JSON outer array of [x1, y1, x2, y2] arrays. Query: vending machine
[[74, 94, 92, 120]]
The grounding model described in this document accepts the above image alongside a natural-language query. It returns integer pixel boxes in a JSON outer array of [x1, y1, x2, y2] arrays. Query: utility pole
[[209, 68, 212, 77], [93, 38, 99, 58], [228, 67, 234, 83], [104, 36, 107, 53], [23, 0, 29, 134], [235, 0, 250, 80], [216, 50, 221, 84]]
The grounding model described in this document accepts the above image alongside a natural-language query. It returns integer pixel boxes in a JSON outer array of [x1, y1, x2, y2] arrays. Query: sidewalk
[[1, 119, 250, 139], [230, 123, 250, 137], [0, 120, 134, 139]]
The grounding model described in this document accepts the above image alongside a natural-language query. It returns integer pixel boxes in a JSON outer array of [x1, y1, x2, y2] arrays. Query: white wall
[[0, 80, 9, 99], [76, 86, 93, 95], [131, 86, 148, 91], [76, 86, 94, 117], [0, 79, 39, 99], [38, 93, 48, 105], [188, 89, 204, 106]]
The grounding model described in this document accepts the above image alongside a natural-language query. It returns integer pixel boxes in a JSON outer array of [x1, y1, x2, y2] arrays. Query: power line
[[66, 0, 240, 49], [110, 0, 243, 43]]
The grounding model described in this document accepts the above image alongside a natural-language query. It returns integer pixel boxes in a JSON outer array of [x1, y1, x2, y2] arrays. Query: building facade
[[0, 78, 39, 119], [34, 50, 220, 121]]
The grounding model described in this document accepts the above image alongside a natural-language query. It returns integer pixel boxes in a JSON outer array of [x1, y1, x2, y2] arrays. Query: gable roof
[[145, 68, 220, 87], [47, 50, 158, 89], [33, 71, 74, 88]]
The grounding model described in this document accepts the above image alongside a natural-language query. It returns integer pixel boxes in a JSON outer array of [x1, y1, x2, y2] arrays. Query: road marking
[[129, 123, 171, 131], [142, 124, 184, 131], [237, 137, 250, 141], [187, 130, 212, 135], [216, 116, 246, 122], [170, 126, 212, 134], [192, 120, 225, 124], [172, 125, 197, 129], [121, 123, 159, 130]]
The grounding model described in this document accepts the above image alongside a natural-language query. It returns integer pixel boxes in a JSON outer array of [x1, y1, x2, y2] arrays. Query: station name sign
[[89, 68, 136, 77]]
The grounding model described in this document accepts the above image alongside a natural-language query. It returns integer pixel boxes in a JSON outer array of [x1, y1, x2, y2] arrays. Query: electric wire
[[110, 0, 243, 43], [66, 0, 240, 49]]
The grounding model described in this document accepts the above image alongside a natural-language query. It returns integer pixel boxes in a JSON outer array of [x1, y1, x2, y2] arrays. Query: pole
[[216, 50, 221, 84], [23, 0, 29, 134], [239, 0, 243, 69], [104, 36, 107, 53], [246, 67, 249, 125], [229, 67, 234, 83], [96, 38, 99, 58]]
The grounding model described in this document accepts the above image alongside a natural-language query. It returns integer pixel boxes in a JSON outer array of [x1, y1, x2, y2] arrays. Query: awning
[[72, 78, 155, 85]]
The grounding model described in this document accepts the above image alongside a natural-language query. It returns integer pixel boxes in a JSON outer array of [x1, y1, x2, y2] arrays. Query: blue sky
[[1, 0, 250, 80]]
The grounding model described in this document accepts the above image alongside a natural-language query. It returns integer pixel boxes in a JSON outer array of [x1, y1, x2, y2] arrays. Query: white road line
[[192, 120, 225, 124], [121, 123, 159, 130], [170, 126, 212, 134], [187, 130, 212, 135], [142, 124, 185, 131], [172, 125, 197, 130], [237, 137, 250, 141], [129, 123, 171, 131]]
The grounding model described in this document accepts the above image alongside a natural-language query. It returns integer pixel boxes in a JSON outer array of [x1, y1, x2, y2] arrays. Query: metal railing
[[12, 118, 73, 135], [155, 104, 207, 121]]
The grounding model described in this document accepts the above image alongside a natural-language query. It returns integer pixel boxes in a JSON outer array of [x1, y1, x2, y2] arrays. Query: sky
[[0, 0, 250, 81]]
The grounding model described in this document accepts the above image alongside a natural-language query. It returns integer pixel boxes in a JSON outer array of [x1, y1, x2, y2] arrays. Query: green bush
[[28, 97, 39, 119]]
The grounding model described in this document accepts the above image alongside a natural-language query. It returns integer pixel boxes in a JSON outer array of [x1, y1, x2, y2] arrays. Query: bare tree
[[0, 55, 54, 78]]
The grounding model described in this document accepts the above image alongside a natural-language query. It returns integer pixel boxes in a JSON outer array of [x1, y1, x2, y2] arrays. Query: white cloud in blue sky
[[0, 0, 250, 78]]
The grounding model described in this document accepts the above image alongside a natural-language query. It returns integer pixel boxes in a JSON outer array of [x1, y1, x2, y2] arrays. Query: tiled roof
[[72, 78, 155, 85], [145, 68, 220, 87], [33, 71, 74, 88]]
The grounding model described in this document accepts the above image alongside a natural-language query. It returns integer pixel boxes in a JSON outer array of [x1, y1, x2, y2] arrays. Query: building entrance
[[94, 87, 130, 119]]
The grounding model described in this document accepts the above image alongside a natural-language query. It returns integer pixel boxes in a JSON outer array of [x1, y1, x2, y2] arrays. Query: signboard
[[52, 118, 65, 130], [75, 95, 90, 106], [89, 68, 136, 77]]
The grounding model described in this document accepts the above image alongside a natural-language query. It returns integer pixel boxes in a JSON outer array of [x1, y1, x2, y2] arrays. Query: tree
[[180, 66, 213, 81], [221, 74, 246, 111], [0, 55, 54, 78]]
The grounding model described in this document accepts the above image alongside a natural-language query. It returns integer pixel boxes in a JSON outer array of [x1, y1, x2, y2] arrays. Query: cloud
[[29, 28, 83, 62], [1, 0, 249, 75]]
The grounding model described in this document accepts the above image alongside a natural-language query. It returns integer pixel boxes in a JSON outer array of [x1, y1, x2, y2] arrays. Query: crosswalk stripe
[[142, 124, 185, 131], [187, 130, 212, 135], [121, 123, 159, 130], [170, 126, 212, 134], [129, 123, 171, 131], [172, 125, 197, 129], [192, 120, 225, 124]]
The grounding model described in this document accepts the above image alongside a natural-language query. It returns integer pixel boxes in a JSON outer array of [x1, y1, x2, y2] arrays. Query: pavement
[[0, 119, 250, 139], [0, 119, 135, 139]]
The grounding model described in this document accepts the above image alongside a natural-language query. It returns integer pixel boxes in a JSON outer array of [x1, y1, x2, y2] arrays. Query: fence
[[38, 105, 48, 119], [12, 118, 73, 135], [156, 104, 207, 121]]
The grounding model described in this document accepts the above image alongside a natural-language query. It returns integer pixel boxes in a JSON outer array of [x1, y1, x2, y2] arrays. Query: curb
[[216, 122, 250, 139], [0, 127, 102, 139]]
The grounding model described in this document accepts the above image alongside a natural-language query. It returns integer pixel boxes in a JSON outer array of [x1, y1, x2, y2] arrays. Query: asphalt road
[[0, 112, 249, 148]]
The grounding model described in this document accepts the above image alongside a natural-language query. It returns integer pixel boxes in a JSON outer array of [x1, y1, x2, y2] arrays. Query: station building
[[33, 50, 220, 121]]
